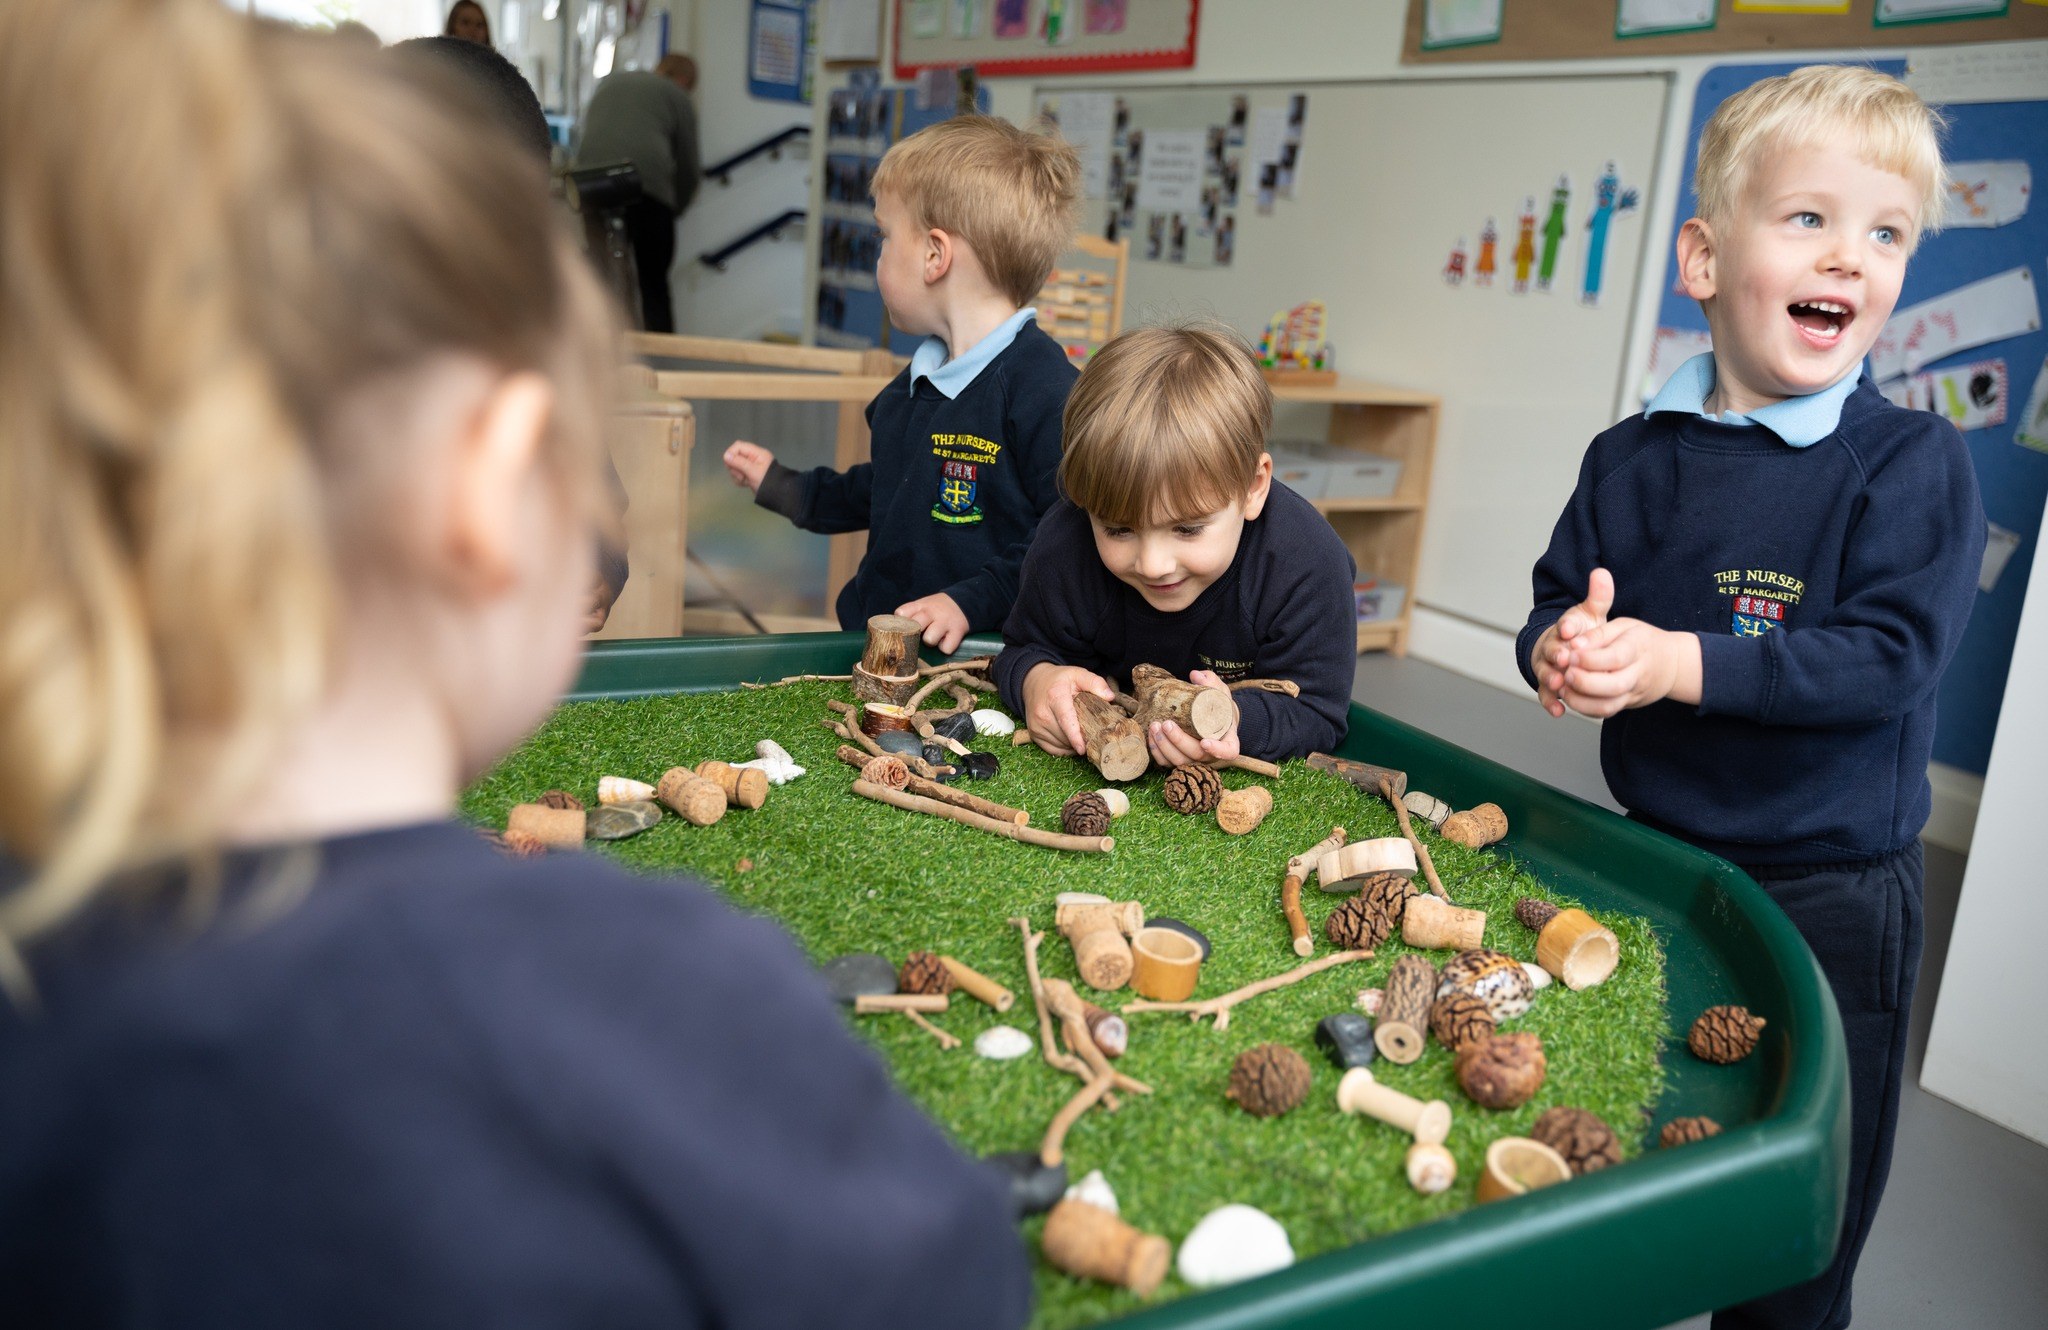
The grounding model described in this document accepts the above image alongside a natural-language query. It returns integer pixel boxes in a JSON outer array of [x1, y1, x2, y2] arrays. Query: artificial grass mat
[[462, 681, 1668, 1329]]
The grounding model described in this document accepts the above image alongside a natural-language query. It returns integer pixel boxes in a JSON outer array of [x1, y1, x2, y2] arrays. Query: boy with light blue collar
[[725, 115, 1080, 653], [1518, 67, 1981, 1330]]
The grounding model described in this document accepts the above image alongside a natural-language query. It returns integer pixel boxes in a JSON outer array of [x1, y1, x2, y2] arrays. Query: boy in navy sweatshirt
[[1519, 67, 1982, 1330], [724, 115, 1080, 654], [996, 323, 1356, 765]]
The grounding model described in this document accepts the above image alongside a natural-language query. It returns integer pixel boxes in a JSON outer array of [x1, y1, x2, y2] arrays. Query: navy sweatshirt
[[755, 320, 1075, 632], [0, 823, 1030, 1330], [994, 483, 1357, 761], [1517, 377, 1983, 866]]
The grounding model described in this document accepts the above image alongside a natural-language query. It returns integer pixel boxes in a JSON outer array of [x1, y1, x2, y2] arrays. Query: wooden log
[[655, 767, 726, 826], [853, 993, 950, 1014], [850, 779, 1112, 853], [1402, 894, 1488, 951], [1129, 663, 1235, 741], [1306, 753, 1408, 801], [857, 702, 914, 738], [1074, 692, 1149, 782], [1061, 905, 1136, 992], [860, 614, 923, 678], [1375, 954, 1438, 1064], [506, 802, 585, 848], [1041, 1199, 1171, 1298], [1216, 786, 1274, 836], [1282, 827, 1348, 957], [1336, 1066, 1453, 1144], [902, 774, 1029, 825], [938, 956, 1015, 1011], [695, 760, 768, 810]]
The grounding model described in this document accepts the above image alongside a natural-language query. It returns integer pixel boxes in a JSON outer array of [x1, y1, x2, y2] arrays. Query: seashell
[[598, 775, 656, 805], [1522, 962, 1553, 991], [971, 709, 1018, 737], [1437, 948, 1537, 1022], [1356, 987, 1385, 1016], [1063, 1168, 1119, 1215], [973, 1025, 1034, 1060], [1175, 1204, 1293, 1288], [1093, 788, 1131, 818]]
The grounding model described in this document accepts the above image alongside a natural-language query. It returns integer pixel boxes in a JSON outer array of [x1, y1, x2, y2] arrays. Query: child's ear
[[444, 371, 555, 597], [924, 226, 954, 286], [1241, 452, 1275, 521], [1676, 218, 1716, 301]]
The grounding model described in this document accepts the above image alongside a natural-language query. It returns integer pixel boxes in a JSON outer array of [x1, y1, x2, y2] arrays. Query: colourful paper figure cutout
[[1086, 0, 1128, 36], [1444, 237, 1468, 286], [1257, 301, 1331, 373], [993, 0, 1030, 39], [1475, 217, 1498, 287], [1580, 161, 1640, 308], [1511, 198, 1536, 294], [1537, 175, 1570, 293], [1043, 0, 1070, 44]]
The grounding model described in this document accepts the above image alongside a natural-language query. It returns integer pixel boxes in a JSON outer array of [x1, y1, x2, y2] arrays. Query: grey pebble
[[586, 800, 664, 840], [1315, 1012, 1378, 1070], [876, 731, 924, 756], [820, 953, 899, 1005]]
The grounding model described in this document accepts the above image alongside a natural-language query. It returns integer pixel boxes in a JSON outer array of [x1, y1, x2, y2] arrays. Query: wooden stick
[[939, 956, 1015, 1011], [1207, 753, 1282, 778], [826, 716, 942, 780], [742, 672, 854, 689], [916, 655, 994, 677], [1040, 977, 1124, 1166], [903, 774, 1029, 825], [1010, 917, 1147, 1100], [1382, 775, 1448, 899], [1122, 949, 1374, 1032], [854, 993, 950, 1013], [905, 670, 993, 713], [1230, 677, 1302, 697], [903, 1008, 960, 1049], [1307, 753, 1408, 801], [851, 780, 1111, 853], [1281, 827, 1348, 958]]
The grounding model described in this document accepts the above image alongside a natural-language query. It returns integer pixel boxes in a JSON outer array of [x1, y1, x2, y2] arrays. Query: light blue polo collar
[[1646, 352, 1860, 448], [909, 308, 1037, 399]]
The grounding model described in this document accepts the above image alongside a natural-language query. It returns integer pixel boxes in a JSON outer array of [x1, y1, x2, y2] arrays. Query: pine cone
[[1325, 894, 1385, 949], [860, 755, 911, 790], [1225, 1043, 1312, 1117], [1357, 869, 1416, 925], [499, 829, 548, 858], [1660, 1115, 1722, 1148], [1514, 897, 1560, 932], [897, 950, 955, 996], [1162, 763, 1222, 814], [1531, 1106, 1621, 1175], [1061, 792, 1113, 838], [1429, 992, 1496, 1051], [1455, 1031, 1547, 1110], [537, 789, 584, 811], [1688, 1005, 1766, 1063]]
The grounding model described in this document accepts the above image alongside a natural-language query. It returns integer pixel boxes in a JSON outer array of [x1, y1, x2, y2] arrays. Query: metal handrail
[[697, 209, 806, 271], [704, 125, 810, 185]]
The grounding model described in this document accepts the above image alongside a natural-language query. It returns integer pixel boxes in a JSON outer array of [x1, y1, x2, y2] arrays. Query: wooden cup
[[1130, 926, 1202, 1001], [1475, 1136, 1573, 1203], [1535, 907, 1621, 990]]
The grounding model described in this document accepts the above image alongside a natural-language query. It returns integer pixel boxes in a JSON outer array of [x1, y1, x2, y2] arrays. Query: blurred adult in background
[[574, 54, 701, 334], [444, 0, 490, 46]]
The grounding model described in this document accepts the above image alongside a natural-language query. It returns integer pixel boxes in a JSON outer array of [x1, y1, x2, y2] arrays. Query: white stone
[[1175, 1204, 1293, 1288], [1062, 1169, 1118, 1215], [1356, 987, 1384, 1015], [973, 1025, 1033, 1061], [1522, 962, 1553, 990], [733, 740, 805, 786], [1093, 788, 1130, 818], [970, 708, 1017, 737]]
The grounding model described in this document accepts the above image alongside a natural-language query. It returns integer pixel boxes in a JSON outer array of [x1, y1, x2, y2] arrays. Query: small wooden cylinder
[[1441, 802, 1509, 849], [1321, 837, 1418, 886], [1062, 906, 1136, 991], [695, 760, 769, 810], [1402, 895, 1488, 951], [938, 956, 1015, 1012], [656, 767, 727, 826], [853, 993, 950, 1014], [1041, 1199, 1171, 1298], [1475, 1136, 1573, 1203], [1406, 1141, 1458, 1195], [1336, 1067, 1453, 1144], [1374, 954, 1437, 1064], [506, 802, 584, 848], [1055, 899, 1143, 936], [1535, 907, 1621, 990], [858, 702, 914, 737], [1074, 692, 1148, 782], [1215, 786, 1274, 836], [860, 614, 923, 676], [1130, 926, 1202, 1001]]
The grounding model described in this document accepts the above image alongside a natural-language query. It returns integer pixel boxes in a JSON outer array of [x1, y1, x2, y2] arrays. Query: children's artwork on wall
[[1943, 160, 2031, 227], [1475, 216, 1498, 286], [1980, 520, 2023, 593], [1444, 237, 1469, 285], [1580, 160, 1640, 307], [1536, 175, 1571, 292], [1278, 94, 1309, 198], [992, 0, 1028, 38], [1875, 0, 2011, 25], [951, 0, 981, 37], [1510, 197, 1537, 293], [1215, 214, 1235, 266], [1616, 0, 1717, 38], [1644, 326, 1714, 401], [1869, 265, 2041, 380], [1086, 0, 1127, 34], [2018, 355, 2048, 453], [907, 0, 945, 38], [1883, 357, 2010, 431], [1043, 0, 1074, 44]]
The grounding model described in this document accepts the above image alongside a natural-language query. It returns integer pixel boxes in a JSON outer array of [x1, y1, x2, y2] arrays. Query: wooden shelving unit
[[1270, 376, 1440, 657]]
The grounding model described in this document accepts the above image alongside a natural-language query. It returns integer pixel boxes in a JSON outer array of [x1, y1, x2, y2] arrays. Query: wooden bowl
[[1131, 926, 1202, 1001], [1537, 907, 1621, 990], [1475, 1136, 1573, 1203]]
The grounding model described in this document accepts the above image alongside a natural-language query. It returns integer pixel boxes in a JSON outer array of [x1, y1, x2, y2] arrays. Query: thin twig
[[1122, 949, 1375, 1032], [1010, 917, 1144, 1100], [1382, 775, 1447, 899], [851, 780, 1111, 853], [1281, 826, 1348, 958], [903, 1009, 960, 1049], [741, 671, 854, 689]]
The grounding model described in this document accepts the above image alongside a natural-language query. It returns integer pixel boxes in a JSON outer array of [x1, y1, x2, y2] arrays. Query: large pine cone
[[1513, 897, 1560, 932], [897, 950, 955, 996], [1531, 1106, 1622, 1175], [1061, 792, 1113, 838], [1225, 1043, 1312, 1117], [1660, 1115, 1722, 1148], [1324, 872, 1413, 949], [1455, 1031, 1547, 1110], [1429, 992, 1496, 1051], [1688, 1005, 1766, 1063], [1162, 764, 1222, 814]]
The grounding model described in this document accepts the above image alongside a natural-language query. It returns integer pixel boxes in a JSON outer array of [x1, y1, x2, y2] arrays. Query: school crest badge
[[933, 459, 983, 525], [1731, 593, 1785, 638]]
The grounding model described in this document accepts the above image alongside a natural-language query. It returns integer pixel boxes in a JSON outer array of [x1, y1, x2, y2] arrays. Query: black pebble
[[1142, 916, 1211, 960], [876, 731, 924, 756], [819, 953, 898, 1005], [984, 1150, 1068, 1218], [1316, 1012, 1378, 1070], [961, 752, 999, 781], [932, 712, 977, 744], [921, 742, 951, 767]]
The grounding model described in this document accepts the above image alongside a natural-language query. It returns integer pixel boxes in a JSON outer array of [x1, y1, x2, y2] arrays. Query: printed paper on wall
[[2017, 353, 2048, 453], [1880, 357, 2009, 430], [1869, 266, 2041, 381], [1644, 326, 1713, 402], [1980, 521, 2023, 593], [1135, 128, 1204, 212], [1942, 161, 2031, 228]]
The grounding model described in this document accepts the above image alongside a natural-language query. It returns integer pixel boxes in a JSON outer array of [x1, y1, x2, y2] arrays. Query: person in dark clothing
[[0, 8, 1031, 1327], [724, 114, 1082, 653], [995, 323, 1357, 765], [1519, 66, 1979, 1330], [574, 54, 701, 333]]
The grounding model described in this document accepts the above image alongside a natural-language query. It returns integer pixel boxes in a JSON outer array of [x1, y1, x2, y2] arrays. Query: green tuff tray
[[570, 634, 1850, 1330]]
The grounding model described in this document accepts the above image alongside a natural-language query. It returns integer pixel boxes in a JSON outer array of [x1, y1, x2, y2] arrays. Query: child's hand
[[1531, 568, 1615, 717], [1557, 617, 1702, 716], [1022, 663, 1116, 757], [582, 579, 614, 635], [723, 440, 773, 492], [895, 592, 970, 655], [1144, 669, 1241, 767]]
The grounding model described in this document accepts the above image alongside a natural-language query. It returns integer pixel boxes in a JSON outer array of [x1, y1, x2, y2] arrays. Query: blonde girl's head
[[0, 0, 617, 961]]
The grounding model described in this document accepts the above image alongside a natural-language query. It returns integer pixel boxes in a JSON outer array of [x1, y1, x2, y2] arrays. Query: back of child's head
[[1694, 64, 1947, 247], [1059, 322, 1273, 529], [0, 0, 615, 949], [868, 114, 1080, 306]]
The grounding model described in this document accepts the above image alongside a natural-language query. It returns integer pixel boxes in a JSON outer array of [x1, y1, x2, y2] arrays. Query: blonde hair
[[869, 114, 1080, 306], [1059, 323, 1273, 529], [0, 0, 616, 968], [1694, 64, 1948, 246]]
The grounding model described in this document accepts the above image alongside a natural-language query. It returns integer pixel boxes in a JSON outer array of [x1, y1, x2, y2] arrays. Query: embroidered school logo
[[933, 459, 983, 525], [1714, 567, 1804, 637], [1731, 593, 1786, 637]]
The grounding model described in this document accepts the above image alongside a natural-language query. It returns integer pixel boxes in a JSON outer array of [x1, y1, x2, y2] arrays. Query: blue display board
[[748, 0, 811, 104], [1654, 61, 2048, 776]]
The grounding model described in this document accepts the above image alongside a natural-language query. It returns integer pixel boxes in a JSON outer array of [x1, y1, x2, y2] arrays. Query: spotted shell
[[1436, 948, 1536, 1022]]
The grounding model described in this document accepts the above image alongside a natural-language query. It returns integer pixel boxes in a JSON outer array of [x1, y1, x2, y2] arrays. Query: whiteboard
[[1040, 75, 1673, 635]]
